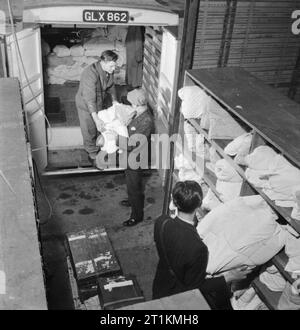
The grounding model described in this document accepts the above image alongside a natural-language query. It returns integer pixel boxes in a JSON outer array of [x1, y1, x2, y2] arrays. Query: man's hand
[[96, 119, 105, 132], [223, 266, 253, 283]]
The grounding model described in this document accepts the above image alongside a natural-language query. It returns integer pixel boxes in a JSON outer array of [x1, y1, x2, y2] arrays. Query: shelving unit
[[170, 67, 300, 310]]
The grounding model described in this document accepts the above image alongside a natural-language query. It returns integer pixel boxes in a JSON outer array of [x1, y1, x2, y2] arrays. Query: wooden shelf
[[187, 118, 300, 235], [186, 68, 300, 168], [176, 68, 300, 312], [272, 250, 295, 284], [252, 278, 282, 310]]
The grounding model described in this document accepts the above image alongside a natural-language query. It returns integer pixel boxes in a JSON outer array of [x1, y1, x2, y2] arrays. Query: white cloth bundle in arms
[[196, 195, 287, 275], [97, 104, 137, 153], [178, 86, 209, 119], [208, 98, 246, 140], [53, 45, 71, 57]]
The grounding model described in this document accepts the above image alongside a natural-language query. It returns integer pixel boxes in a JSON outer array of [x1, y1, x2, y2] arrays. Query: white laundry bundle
[[231, 287, 267, 310], [53, 45, 71, 57], [245, 146, 285, 188], [277, 281, 300, 310], [216, 180, 242, 202], [196, 195, 287, 275], [259, 265, 287, 292], [245, 146, 278, 171], [208, 98, 245, 140], [214, 159, 242, 202], [70, 44, 85, 57], [245, 146, 300, 210], [202, 188, 222, 211], [47, 53, 75, 68], [291, 190, 300, 221], [224, 132, 253, 165], [262, 165, 300, 207], [214, 159, 242, 183], [178, 86, 209, 119], [97, 104, 136, 153], [284, 234, 300, 276]]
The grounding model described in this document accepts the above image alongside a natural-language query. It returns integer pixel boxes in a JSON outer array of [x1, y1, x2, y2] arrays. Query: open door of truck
[[6, 26, 47, 172]]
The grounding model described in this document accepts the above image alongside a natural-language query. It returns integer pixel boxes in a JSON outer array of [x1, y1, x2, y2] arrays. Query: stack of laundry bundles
[[43, 26, 128, 85]]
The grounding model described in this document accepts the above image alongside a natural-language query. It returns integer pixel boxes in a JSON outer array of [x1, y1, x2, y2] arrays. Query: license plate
[[83, 10, 129, 23]]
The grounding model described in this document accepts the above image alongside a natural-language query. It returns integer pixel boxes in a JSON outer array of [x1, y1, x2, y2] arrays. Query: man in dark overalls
[[75, 50, 118, 163]]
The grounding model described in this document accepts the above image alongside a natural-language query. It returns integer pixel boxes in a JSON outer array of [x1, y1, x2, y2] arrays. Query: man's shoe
[[123, 218, 142, 227], [120, 199, 131, 207]]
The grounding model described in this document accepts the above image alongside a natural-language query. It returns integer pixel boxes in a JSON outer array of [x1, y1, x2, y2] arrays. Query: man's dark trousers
[[125, 168, 144, 222]]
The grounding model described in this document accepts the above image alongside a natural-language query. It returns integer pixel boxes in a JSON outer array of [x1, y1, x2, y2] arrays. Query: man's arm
[[107, 75, 118, 103]]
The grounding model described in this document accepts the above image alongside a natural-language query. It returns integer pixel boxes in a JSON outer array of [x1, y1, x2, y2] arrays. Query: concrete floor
[[36, 170, 164, 310]]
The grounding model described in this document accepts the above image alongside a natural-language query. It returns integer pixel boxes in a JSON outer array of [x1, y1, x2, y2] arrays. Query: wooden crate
[[98, 274, 145, 310], [66, 226, 121, 285]]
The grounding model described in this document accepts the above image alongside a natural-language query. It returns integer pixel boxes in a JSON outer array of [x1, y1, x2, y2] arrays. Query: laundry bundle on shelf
[[45, 29, 127, 85], [196, 195, 287, 275], [245, 146, 300, 219], [178, 85, 210, 119], [277, 280, 300, 310], [284, 233, 300, 276], [259, 265, 286, 292], [202, 188, 222, 211], [224, 132, 253, 165], [231, 287, 268, 310], [213, 159, 243, 202]]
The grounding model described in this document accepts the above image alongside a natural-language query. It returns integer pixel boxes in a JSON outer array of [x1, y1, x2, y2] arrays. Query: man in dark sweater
[[95, 88, 154, 226], [75, 50, 118, 162], [152, 181, 253, 309]]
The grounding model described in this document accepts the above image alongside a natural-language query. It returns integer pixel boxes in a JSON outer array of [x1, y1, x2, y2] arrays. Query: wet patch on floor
[[61, 198, 79, 206], [63, 209, 74, 215], [58, 193, 72, 200], [60, 185, 78, 192], [105, 182, 115, 189], [79, 207, 95, 215], [78, 191, 92, 200], [112, 175, 126, 185]]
